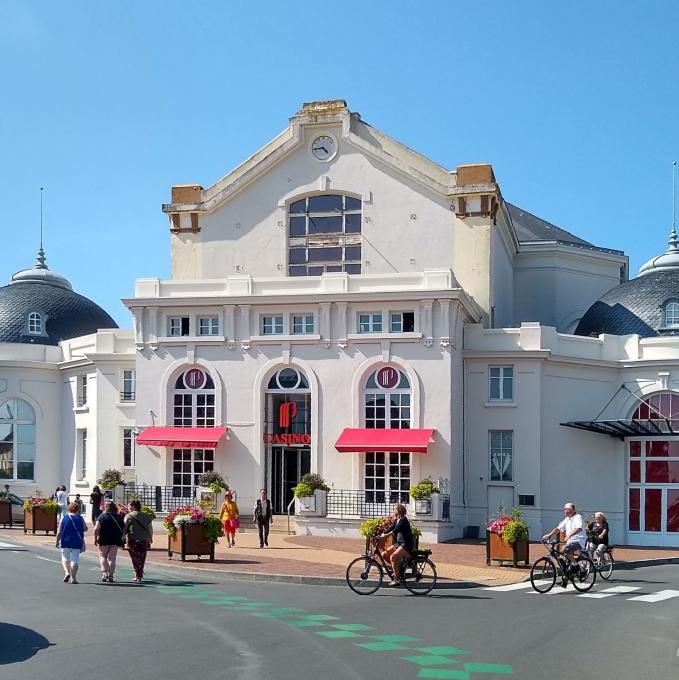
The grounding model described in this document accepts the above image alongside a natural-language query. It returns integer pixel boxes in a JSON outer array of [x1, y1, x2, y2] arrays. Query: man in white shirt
[[543, 502, 587, 569]]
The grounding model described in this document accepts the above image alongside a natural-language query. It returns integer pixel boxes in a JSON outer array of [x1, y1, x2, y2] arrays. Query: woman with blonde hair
[[588, 511, 610, 560], [219, 490, 240, 547]]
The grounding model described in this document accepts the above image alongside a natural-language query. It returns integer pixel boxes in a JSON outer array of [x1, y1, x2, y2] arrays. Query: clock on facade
[[311, 134, 336, 161]]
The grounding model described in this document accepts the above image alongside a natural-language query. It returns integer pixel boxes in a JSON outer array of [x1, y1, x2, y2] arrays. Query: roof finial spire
[[36, 187, 47, 269], [668, 162, 678, 252]]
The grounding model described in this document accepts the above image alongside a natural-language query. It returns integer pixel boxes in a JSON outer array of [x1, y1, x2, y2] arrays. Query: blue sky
[[2, 1, 678, 326]]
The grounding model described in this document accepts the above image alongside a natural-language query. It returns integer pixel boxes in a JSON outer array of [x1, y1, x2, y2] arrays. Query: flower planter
[[295, 489, 327, 517], [0, 501, 11, 527], [410, 494, 443, 520], [24, 507, 58, 535], [485, 530, 529, 567], [196, 487, 223, 513], [167, 523, 215, 562]]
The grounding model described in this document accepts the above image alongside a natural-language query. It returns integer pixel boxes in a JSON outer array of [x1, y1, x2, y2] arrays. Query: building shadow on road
[[0, 623, 53, 664]]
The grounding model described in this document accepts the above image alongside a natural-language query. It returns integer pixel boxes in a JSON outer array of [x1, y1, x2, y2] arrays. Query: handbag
[[231, 517, 240, 530]]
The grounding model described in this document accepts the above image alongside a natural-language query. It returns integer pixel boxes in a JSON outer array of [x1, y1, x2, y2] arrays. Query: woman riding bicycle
[[379, 503, 415, 587], [587, 511, 610, 560]]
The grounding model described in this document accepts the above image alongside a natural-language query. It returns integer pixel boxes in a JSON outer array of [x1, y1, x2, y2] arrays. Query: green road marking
[[331, 624, 374, 631], [199, 599, 238, 605], [299, 614, 340, 621], [357, 641, 410, 651], [175, 591, 225, 599], [418, 670, 471, 680], [228, 601, 273, 607], [200, 597, 248, 604], [266, 607, 307, 615], [284, 619, 326, 628], [402, 655, 461, 666], [315, 630, 364, 639], [372, 634, 420, 642], [226, 605, 271, 611], [417, 647, 469, 656], [463, 663, 513, 674]]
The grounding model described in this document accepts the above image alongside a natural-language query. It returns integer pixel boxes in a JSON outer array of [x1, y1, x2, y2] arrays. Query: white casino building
[[4, 100, 679, 546]]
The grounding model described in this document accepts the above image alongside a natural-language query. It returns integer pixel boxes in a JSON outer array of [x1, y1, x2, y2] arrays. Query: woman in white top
[[55, 485, 68, 519]]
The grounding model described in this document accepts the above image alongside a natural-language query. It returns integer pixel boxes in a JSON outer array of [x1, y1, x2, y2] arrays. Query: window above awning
[[136, 426, 228, 449], [561, 419, 679, 440], [335, 428, 435, 454]]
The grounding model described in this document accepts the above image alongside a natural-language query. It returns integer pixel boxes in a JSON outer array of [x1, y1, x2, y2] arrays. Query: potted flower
[[23, 495, 59, 535], [359, 516, 422, 552], [164, 506, 224, 561], [195, 472, 229, 513], [293, 473, 330, 517], [409, 477, 442, 518], [486, 507, 530, 567], [98, 468, 126, 505], [0, 491, 11, 527]]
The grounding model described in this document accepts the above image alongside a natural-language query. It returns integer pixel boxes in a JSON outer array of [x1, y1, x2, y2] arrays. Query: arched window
[[287, 193, 362, 276], [265, 368, 311, 436], [267, 367, 309, 391], [27, 312, 43, 335], [0, 399, 36, 480], [631, 392, 679, 423], [172, 368, 216, 427], [363, 366, 412, 505], [665, 302, 679, 327]]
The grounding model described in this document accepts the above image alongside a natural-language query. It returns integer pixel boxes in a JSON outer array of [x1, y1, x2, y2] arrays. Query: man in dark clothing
[[380, 503, 414, 586], [253, 488, 273, 547]]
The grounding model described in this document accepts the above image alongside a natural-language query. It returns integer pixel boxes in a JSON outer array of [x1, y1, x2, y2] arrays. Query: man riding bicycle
[[379, 503, 415, 586], [542, 502, 587, 571]]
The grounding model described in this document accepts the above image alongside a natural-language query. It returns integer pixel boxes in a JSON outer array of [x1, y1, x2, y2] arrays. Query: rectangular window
[[77, 375, 88, 407], [121, 369, 135, 401], [489, 366, 514, 401], [199, 317, 219, 336], [169, 317, 190, 336], [261, 315, 284, 335], [292, 315, 315, 334], [389, 311, 415, 333], [358, 313, 382, 333], [490, 430, 513, 481], [79, 429, 87, 480], [123, 428, 134, 467], [518, 494, 535, 506], [365, 451, 410, 504], [172, 448, 214, 498]]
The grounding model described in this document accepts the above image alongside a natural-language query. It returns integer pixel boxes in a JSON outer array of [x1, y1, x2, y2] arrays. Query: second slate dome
[[0, 249, 118, 346]]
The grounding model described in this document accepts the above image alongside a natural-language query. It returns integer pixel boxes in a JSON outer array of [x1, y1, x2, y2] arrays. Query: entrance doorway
[[270, 446, 310, 514]]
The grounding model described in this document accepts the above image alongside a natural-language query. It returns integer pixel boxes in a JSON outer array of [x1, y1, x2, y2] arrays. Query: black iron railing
[[123, 485, 196, 512], [326, 489, 450, 521]]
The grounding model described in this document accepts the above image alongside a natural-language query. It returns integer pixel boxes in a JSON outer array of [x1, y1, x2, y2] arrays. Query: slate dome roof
[[575, 228, 679, 338], [0, 249, 117, 346]]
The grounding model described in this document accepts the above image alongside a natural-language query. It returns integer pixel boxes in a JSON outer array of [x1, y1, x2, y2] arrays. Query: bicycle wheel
[[346, 556, 383, 595], [403, 558, 437, 595], [572, 555, 597, 592], [530, 557, 556, 593], [598, 551, 614, 580]]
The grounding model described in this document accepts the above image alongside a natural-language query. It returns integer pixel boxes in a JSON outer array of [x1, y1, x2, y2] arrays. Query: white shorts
[[61, 547, 81, 565]]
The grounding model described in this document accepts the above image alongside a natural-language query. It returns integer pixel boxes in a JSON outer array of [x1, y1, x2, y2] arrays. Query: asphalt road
[[1, 539, 678, 680]]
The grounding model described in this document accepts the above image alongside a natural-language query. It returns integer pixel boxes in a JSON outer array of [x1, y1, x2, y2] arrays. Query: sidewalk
[[3, 525, 679, 587]]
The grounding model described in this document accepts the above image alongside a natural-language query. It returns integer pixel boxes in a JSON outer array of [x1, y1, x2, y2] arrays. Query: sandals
[[63, 574, 70, 583]]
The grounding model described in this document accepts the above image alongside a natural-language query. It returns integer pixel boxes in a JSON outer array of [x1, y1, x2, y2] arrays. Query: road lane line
[[628, 590, 679, 603], [0, 541, 19, 548], [483, 581, 533, 591], [34, 555, 61, 564]]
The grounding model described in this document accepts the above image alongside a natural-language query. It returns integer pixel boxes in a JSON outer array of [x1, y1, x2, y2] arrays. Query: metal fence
[[123, 485, 196, 512], [326, 489, 450, 521]]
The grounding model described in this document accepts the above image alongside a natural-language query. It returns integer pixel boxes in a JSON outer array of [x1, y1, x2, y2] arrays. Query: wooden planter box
[[167, 523, 215, 562], [485, 530, 529, 567], [24, 507, 58, 535], [0, 501, 11, 527]]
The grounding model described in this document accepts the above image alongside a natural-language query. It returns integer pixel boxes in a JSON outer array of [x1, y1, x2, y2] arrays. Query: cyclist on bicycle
[[587, 511, 609, 560], [542, 502, 586, 571], [379, 503, 415, 587]]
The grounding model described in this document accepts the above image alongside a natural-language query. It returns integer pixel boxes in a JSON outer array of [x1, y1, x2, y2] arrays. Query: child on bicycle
[[379, 503, 415, 587]]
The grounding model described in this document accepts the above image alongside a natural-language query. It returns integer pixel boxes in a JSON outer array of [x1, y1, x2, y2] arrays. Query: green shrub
[[196, 472, 229, 493], [359, 516, 392, 538], [97, 469, 125, 489], [293, 482, 315, 498], [203, 514, 225, 543], [299, 473, 330, 492], [409, 477, 440, 500]]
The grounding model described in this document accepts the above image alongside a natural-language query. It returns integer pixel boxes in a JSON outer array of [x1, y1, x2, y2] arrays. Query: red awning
[[136, 426, 228, 449], [335, 428, 435, 454]]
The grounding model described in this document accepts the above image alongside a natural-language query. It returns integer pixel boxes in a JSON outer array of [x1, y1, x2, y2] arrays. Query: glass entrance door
[[270, 446, 310, 514]]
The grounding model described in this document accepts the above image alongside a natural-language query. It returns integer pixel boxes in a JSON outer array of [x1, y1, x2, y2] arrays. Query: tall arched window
[[0, 399, 36, 480], [27, 312, 43, 335], [172, 368, 216, 427], [665, 302, 679, 328], [288, 193, 362, 276], [363, 366, 412, 504]]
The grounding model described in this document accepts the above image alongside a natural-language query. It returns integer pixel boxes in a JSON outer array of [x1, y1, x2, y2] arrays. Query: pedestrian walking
[[253, 488, 273, 548], [122, 499, 153, 582], [55, 485, 68, 520], [55, 502, 87, 584], [94, 501, 125, 582], [73, 494, 85, 515], [219, 490, 240, 547], [90, 485, 103, 524]]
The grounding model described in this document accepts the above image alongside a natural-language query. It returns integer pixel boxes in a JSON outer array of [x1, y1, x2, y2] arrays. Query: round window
[[277, 368, 301, 390]]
